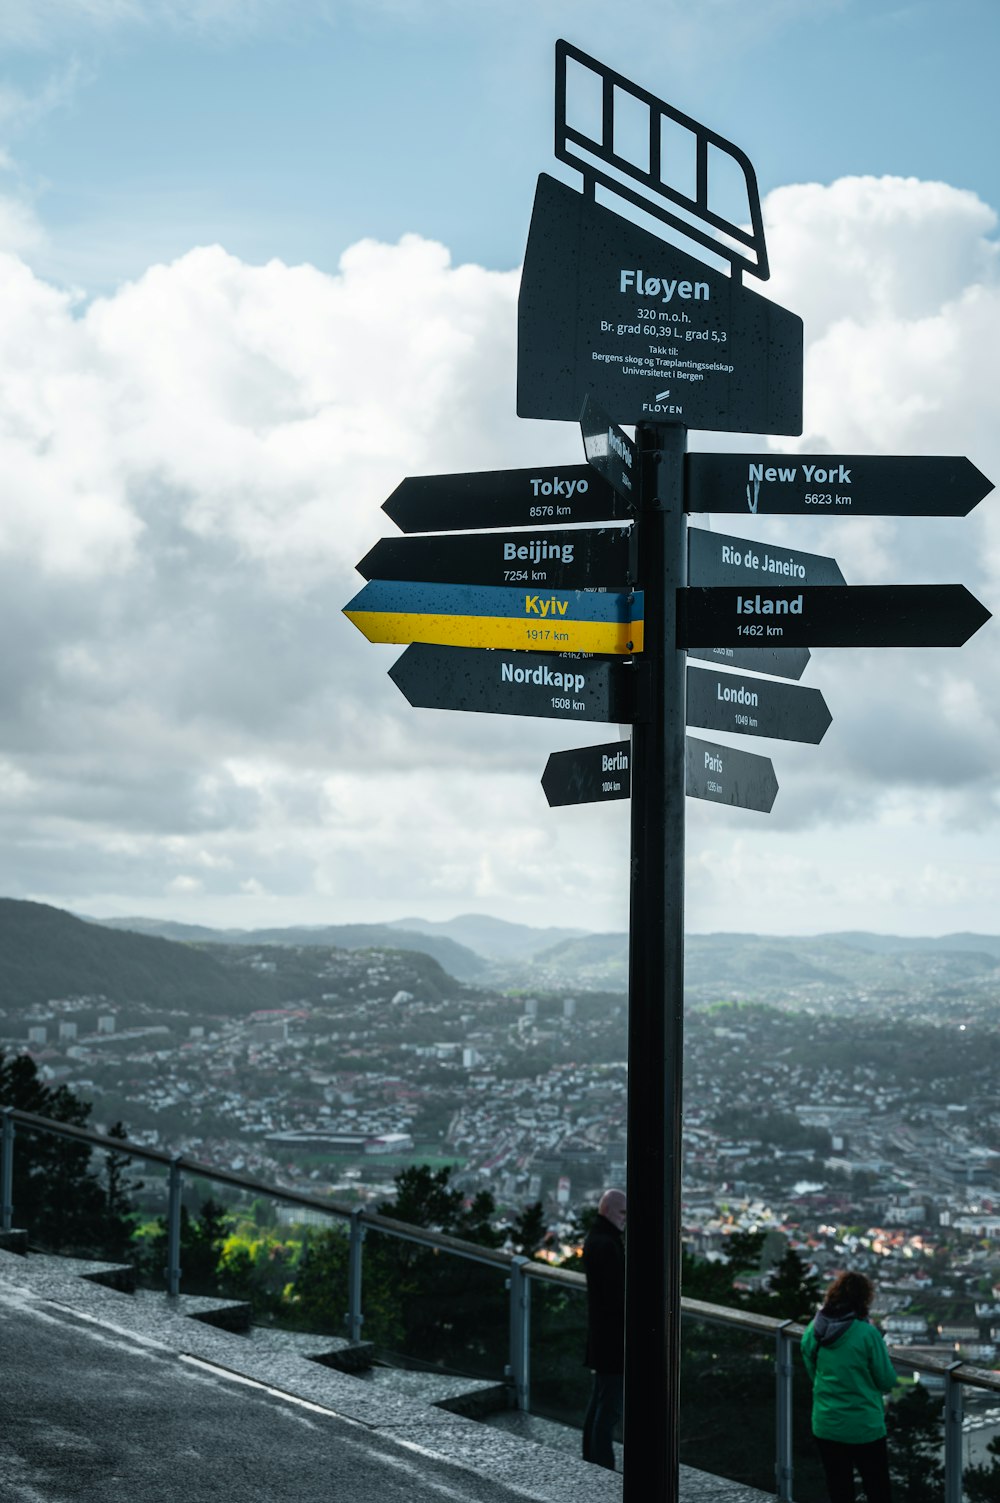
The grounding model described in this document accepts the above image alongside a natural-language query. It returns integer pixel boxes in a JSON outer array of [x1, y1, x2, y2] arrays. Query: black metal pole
[[624, 422, 687, 1501]]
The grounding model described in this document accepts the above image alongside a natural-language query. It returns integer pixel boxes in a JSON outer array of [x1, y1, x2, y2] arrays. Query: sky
[[0, 0, 998, 940]]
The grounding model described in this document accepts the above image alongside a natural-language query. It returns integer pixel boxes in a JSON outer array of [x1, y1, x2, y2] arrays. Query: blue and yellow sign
[[344, 579, 644, 655]]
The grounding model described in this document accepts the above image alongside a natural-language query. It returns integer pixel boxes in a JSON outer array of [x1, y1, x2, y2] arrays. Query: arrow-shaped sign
[[356, 526, 631, 591], [679, 585, 990, 649], [542, 741, 632, 807], [685, 736, 778, 812], [345, 579, 644, 656], [686, 664, 831, 744], [543, 735, 778, 810], [688, 527, 845, 587], [687, 453, 994, 517], [686, 644, 811, 681], [580, 393, 639, 502], [389, 645, 634, 724], [382, 465, 627, 534]]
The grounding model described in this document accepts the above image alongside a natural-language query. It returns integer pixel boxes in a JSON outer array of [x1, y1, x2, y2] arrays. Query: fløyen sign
[[518, 173, 803, 435]]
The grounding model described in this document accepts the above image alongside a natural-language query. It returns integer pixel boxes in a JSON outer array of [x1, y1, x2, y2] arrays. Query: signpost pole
[[625, 422, 686, 1501]]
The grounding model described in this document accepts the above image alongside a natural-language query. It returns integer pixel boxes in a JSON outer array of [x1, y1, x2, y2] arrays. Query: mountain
[[821, 931, 1000, 960], [97, 916, 486, 982], [388, 913, 587, 962], [0, 899, 282, 1012], [526, 929, 1000, 995]]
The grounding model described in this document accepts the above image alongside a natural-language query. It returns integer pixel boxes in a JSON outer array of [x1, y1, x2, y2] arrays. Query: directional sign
[[686, 644, 811, 682], [518, 172, 803, 435], [345, 579, 644, 655], [687, 665, 831, 744], [382, 464, 627, 534], [389, 645, 633, 724], [679, 585, 991, 649], [687, 453, 994, 517], [357, 526, 631, 591], [542, 741, 631, 807], [685, 735, 778, 813], [688, 527, 845, 588], [580, 394, 639, 502]]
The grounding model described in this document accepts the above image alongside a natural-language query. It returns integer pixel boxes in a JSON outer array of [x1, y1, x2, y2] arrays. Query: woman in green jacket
[[801, 1271, 899, 1503]]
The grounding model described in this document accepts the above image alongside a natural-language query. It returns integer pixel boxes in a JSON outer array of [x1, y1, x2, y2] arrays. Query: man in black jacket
[[581, 1187, 626, 1469]]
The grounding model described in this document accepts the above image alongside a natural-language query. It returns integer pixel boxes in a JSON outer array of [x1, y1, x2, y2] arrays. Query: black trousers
[[815, 1434, 892, 1503], [582, 1372, 623, 1470]]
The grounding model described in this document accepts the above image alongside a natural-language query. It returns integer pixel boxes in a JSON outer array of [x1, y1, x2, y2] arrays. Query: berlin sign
[[541, 741, 632, 807]]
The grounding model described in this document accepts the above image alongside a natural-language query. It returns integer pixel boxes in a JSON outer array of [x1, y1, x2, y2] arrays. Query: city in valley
[[4, 902, 1000, 1371]]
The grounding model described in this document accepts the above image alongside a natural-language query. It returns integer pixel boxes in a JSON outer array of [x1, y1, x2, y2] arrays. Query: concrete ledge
[[435, 1382, 511, 1419], [80, 1261, 136, 1294], [0, 1228, 28, 1254], [309, 1339, 377, 1373]]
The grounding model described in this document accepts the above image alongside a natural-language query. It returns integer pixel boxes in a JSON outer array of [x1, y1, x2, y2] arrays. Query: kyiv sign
[[345, 578, 644, 656]]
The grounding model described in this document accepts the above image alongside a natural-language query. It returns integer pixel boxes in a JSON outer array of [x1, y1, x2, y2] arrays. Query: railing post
[[507, 1255, 531, 1412], [1, 1109, 14, 1232], [775, 1321, 795, 1502], [944, 1363, 964, 1503], [165, 1155, 183, 1297], [346, 1208, 365, 1343]]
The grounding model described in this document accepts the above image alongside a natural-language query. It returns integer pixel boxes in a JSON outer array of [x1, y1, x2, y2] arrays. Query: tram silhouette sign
[[517, 43, 803, 435]]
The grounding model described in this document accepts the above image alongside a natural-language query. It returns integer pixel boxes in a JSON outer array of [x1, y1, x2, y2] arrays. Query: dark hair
[[823, 1270, 873, 1315]]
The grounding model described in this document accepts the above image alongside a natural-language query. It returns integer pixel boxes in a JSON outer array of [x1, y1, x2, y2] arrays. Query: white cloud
[[0, 171, 997, 934]]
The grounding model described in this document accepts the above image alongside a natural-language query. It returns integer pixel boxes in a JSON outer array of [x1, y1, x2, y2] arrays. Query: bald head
[[598, 1188, 626, 1231]]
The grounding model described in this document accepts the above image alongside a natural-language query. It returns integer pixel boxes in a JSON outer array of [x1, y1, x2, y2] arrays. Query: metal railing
[[3, 1103, 998, 1501]]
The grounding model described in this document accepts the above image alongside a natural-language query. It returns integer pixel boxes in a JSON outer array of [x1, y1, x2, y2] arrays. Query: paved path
[[0, 1251, 772, 1503], [0, 1289, 569, 1503]]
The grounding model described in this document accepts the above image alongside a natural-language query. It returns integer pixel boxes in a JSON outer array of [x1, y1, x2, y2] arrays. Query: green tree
[[0, 1050, 133, 1254], [753, 1248, 823, 1321], [965, 1435, 1000, 1503], [508, 1201, 550, 1258], [886, 1383, 945, 1503], [136, 1196, 229, 1293], [367, 1165, 507, 1375], [101, 1120, 141, 1261]]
